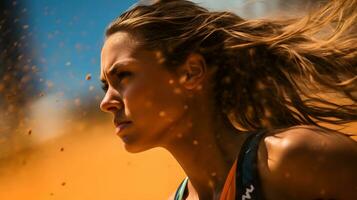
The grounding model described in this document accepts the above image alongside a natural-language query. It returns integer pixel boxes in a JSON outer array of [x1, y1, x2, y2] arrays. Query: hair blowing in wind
[[106, 0, 357, 131]]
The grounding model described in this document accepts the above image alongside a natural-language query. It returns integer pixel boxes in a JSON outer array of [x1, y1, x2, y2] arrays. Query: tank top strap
[[174, 129, 267, 200], [235, 129, 267, 200], [174, 177, 189, 200]]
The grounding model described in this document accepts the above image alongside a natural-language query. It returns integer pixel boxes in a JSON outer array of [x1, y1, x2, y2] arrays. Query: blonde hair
[[106, 0, 357, 131]]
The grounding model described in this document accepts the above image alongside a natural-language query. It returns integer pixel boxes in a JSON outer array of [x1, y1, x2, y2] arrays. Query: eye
[[116, 71, 133, 86], [101, 82, 109, 93], [100, 71, 133, 93]]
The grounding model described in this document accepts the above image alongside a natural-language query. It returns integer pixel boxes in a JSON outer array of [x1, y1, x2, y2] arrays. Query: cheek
[[123, 75, 186, 131]]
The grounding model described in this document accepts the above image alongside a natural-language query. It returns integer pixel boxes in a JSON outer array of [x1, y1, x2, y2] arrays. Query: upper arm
[[260, 126, 357, 200]]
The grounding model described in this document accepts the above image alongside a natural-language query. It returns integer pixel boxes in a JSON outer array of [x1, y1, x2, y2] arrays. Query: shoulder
[[257, 125, 357, 200], [261, 125, 357, 167], [260, 125, 357, 168]]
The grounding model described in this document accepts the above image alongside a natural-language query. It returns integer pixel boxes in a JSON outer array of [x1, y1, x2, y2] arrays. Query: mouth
[[114, 121, 132, 136]]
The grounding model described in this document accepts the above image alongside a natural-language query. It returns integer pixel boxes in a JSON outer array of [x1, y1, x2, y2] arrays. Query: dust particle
[[284, 172, 291, 178], [46, 81, 54, 88], [74, 98, 81, 106], [159, 111, 166, 117], [85, 73, 91, 80], [208, 180, 214, 188], [320, 189, 326, 195], [179, 75, 186, 84], [173, 88, 182, 94]]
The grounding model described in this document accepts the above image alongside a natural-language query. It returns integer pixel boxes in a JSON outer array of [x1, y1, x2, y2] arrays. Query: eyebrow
[[100, 60, 135, 82]]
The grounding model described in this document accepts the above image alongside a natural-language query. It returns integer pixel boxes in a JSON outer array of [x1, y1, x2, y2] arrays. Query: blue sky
[[26, 0, 137, 98]]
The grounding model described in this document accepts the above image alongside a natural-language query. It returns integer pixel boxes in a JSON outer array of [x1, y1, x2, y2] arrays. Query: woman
[[99, 0, 357, 199]]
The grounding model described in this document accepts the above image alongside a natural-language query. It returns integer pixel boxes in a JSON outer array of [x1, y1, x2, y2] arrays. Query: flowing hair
[[105, 0, 357, 131]]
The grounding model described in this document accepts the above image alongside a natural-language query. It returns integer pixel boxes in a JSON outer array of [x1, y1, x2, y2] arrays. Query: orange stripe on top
[[219, 159, 238, 200]]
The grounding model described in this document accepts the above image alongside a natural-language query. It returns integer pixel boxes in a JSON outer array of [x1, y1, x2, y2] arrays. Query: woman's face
[[100, 32, 188, 153]]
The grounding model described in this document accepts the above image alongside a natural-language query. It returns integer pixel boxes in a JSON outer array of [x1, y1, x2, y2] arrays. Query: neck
[[161, 106, 249, 199]]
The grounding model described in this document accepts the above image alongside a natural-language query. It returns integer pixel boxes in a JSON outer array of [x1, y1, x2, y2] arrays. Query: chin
[[120, 128, 165, 153], [123, 141, 156, 153]]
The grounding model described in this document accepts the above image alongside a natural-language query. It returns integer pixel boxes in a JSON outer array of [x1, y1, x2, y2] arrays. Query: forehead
[[102, 31, 139, 55], [100, 32, 140, 79]]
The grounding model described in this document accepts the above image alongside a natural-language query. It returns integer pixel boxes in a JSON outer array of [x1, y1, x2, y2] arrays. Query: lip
[[115, 121, 132, 136]]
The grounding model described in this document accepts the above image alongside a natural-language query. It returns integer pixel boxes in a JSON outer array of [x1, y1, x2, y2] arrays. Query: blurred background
[[0, 0, 355, 199]]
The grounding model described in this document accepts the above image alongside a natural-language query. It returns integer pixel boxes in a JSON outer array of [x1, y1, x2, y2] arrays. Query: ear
[[178, 53, 207, 90]]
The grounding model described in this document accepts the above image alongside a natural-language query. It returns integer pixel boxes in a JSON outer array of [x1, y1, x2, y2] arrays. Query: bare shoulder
[[261, 125, 357, 165], [257, 125, 357, 200]]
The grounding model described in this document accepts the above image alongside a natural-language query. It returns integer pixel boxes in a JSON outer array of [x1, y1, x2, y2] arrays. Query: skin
[[259, 126, 357, 200], [100, 31, 357, 200]]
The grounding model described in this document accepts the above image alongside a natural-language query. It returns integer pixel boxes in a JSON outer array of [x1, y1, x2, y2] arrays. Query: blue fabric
[[174, 177, 189, 200], [236, 129, 266, 200]]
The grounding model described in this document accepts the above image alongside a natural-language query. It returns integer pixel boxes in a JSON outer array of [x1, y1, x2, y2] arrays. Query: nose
[[100, 89, 123, 113]]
